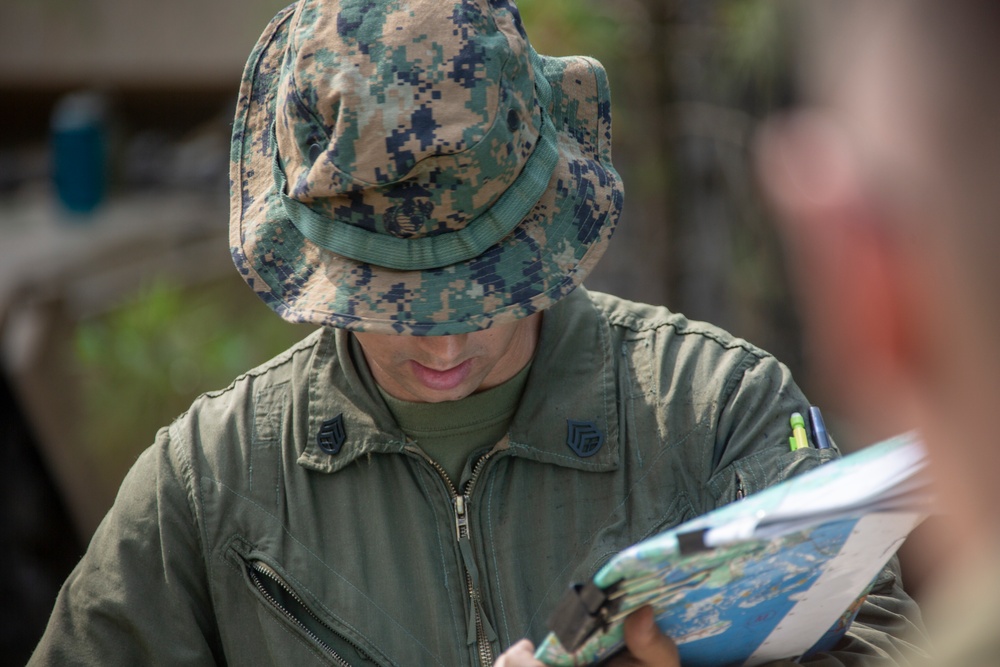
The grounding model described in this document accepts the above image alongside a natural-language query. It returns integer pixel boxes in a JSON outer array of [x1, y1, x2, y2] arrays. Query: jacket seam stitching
[[709, 350, 764, 476], [596, 307, 614, 456], [600, 305, 764, 358], [167, 423, 219, 646], [201, 330, 321, 401], [620, 340, 642, 468]]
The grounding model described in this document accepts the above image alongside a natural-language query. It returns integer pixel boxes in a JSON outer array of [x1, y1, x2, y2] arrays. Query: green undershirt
[[377, 363, 531, 488]]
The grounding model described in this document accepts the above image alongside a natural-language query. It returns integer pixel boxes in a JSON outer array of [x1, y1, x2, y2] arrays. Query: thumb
[[622, 606, 680, 666]]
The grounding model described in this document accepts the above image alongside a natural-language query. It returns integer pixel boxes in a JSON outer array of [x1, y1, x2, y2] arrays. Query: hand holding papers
[[535, 433, 931, 667]]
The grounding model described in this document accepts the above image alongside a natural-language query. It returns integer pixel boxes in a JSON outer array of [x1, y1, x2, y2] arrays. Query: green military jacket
[[31, 288, 923, 666]]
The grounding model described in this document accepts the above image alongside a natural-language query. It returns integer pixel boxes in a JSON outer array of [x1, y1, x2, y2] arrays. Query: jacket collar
[[298, 287, 619, 474]]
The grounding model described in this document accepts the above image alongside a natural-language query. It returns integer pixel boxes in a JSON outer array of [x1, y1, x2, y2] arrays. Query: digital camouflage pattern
[[230, 0, 623, 335]]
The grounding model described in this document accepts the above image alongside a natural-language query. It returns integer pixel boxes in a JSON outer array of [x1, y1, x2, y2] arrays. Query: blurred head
[[758, 0, 1000, 546]]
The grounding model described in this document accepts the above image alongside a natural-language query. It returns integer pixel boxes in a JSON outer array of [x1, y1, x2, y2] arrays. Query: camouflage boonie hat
[[230, 0, 623, 335]]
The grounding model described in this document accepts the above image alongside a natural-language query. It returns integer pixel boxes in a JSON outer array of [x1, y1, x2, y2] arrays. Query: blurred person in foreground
[[30, 0, 923, 665], [758, 1, 1000, 665]]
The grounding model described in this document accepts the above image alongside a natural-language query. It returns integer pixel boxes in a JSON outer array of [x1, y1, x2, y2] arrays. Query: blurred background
[[0, 0, 909, 661]]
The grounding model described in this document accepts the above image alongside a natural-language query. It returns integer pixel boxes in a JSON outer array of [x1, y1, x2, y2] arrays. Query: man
[[758, 1, 1000, 665], [30, 0, 923, 665]]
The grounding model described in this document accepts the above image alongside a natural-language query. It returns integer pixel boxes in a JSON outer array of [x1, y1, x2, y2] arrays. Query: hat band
[[274, 110, 558, 271]]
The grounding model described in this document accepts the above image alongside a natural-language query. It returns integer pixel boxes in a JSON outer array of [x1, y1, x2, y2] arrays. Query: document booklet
[[535, 433, 931, 666]]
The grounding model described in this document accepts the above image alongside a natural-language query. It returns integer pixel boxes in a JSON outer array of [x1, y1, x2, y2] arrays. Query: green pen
[[789, 412, 811, 451]]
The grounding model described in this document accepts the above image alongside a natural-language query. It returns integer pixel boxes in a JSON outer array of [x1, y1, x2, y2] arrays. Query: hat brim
[[230, 4, 623, 335]]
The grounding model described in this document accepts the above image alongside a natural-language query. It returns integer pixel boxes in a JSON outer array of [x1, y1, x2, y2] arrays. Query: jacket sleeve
[[707, 350, 928, 665], [28, 426, 220, 665]]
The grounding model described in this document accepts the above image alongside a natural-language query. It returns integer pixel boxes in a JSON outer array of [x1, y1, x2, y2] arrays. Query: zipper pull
[[454, 495, 469, 540], [467, 593, 498, 646]]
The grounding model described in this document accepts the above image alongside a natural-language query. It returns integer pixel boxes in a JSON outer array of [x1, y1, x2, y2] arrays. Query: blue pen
[[808, 406, 832, 450]]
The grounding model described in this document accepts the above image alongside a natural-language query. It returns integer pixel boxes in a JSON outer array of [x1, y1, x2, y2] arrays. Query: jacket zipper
[[246, 559, 367, 667], [415, 448, 498, 667]]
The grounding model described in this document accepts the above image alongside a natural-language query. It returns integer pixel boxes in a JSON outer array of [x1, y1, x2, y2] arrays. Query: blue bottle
[[51, 92, 109, 215]]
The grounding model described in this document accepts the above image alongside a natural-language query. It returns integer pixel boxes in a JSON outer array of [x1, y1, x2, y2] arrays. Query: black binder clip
[[547, 581, 622, 653]]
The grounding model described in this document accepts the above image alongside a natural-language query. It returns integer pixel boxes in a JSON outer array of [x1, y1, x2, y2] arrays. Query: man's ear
[[756, 114, 918, 438]]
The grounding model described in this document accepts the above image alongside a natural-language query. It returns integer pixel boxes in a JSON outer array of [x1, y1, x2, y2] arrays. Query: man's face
[[353, 313, 542, 403]]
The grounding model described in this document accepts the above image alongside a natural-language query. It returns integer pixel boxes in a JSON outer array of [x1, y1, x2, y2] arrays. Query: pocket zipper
[[246, 559, 369, 667]]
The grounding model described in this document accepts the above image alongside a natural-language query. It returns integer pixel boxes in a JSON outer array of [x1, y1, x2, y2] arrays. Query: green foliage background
[[74, 277, 314, 488]]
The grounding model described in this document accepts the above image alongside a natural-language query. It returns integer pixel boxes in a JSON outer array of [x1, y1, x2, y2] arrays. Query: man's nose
[[417, 334, 468, 368]]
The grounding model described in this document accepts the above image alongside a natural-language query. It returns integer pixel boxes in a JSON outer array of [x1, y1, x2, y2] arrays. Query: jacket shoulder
[[584, 291, 815, 507], [585, 289, 768, 361]]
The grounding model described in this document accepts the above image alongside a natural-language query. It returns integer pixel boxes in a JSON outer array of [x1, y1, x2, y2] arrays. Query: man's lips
[[409, 359, 474, 392]]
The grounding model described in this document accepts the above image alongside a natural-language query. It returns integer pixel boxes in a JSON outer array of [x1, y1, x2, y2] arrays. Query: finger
[[493, 639, 542, 667], [622, 606, 680, 666]]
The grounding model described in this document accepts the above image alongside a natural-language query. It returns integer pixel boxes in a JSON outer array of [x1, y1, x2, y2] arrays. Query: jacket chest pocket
[[233, 546, 387, 667]]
